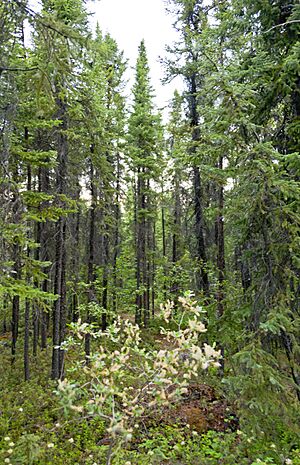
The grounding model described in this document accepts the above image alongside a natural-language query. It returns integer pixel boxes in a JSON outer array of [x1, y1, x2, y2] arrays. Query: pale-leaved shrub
[[57, 293, 221, 464]]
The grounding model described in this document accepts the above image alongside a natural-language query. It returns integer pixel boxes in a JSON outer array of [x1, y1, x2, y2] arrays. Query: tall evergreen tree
[[128, 40, 163, 326], [165, 0, 211, 296]]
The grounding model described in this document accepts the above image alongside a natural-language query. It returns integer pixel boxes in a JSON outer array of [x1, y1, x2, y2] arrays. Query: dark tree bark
[[161, 199, 166, 259], [135, 169, 144, 325], [24, 157, 31, 381], [161, 186, 168, 302], [59, 222, 67, 376], [52, 216, 64, 379], [51, 89, 68, 380], [140, 170, 147, 325], [33, 220, 41, 357], [193, 165, 209, 295], [135, 167, 149, 326], [189, 73, 209, 296], [24, 299, 30, 381], [101, 225, 109, 331], [85, 152, 96, 361], [11, 172, 21, 363], [143, 178, 151, 326], [32, 306, 39, 357], [216, 156, 225, 318], [71, 205, 81, 323], [112, 153, 121, 314], [171, 169, 182, 301], [151, 221, 156, 317], [39, 165, 50, 350], [41, 278, 48, 349]]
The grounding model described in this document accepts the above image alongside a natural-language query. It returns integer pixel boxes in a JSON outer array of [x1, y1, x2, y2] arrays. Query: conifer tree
[[0, 0, 60, 377], [32, 0, 91, 379], [79, 26, 126, 357], [166, 90, 189, 301], [197, 0, 300, 416], [128, 40, 163, 326], [165, 0, 211, 296]]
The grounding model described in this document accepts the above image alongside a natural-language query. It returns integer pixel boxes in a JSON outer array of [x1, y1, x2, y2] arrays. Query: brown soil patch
[[158, 383, 238, 434]]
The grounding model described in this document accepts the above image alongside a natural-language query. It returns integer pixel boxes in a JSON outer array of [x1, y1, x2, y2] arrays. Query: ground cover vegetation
[[0, 0, 300, 463]]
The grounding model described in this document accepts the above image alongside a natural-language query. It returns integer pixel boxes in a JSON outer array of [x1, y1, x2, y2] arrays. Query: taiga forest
[[0, 0, 300, 464]]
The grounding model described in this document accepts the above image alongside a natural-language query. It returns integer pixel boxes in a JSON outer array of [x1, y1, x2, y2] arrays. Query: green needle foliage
[[0, 0, 300, 463]]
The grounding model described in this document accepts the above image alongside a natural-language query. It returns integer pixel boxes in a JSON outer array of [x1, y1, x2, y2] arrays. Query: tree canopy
[[0, 1, 300, 464]]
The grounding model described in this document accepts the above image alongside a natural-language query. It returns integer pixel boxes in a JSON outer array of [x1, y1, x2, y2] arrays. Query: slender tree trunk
[[281, 330, 300, 402], [72, 207, 81, 323], [59, 222, 67, 377], [193, 165, 209, 295], [145, 218, 151, 327], [52, 88, 68, 380], [189, 73, 209, 296], [24, 299, 30, 381], [85, 153, 96, 361], [11, 171, 21, 363], [102, 227, 109, 331], [33, 305, 39, 357], [112, 153, 121, 314], [2, 297, 8, 334], [24, 159, 31, 380], [162, 202, 166, 258], [135, 172, 142, 325], [141, 173, 147, 326], [214, 157, 226, 374], [161, 189, 168, 302], [135, 167, 150, 326], [40, 166, 50, 350], [216, 156, 225, 317], [135, 169, 147, 326], [33, 221, 41, 357], [52, 216, 64, 379], [151, 221, 156, 317], [41, 278, 48, 349], [144, 179, 151, 327], [171, 170, 181, 301]]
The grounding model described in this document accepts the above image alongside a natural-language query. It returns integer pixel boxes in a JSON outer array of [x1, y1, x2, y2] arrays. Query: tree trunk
[[59, 222, 67, 377], [41, 278, 48, 349], [24, 299, 30, 381], [151, 221, 156, 317], [71, 207, 81, 323], [102, 227, 109, 331], [11, 176, 21, 363], [85, 153, 96, 361], [171, 170, 181, 301], [216, 156, 225, 317], [33, 220, 41, 357], [52, 216, 64, 379], [24, 159, 31, 380], [33, 305, 39, 357], [39, 165, 50, 350], [193, 165, 209, 295], [135, 171, 142, 325], [51, 88, 68, 380], [189, 73, 209, 296], [112, 153, 121, 314]]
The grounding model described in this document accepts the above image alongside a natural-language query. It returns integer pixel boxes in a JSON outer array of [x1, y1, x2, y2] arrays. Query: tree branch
[[264, 20, 300, 33], [0, 66, 38, 72]]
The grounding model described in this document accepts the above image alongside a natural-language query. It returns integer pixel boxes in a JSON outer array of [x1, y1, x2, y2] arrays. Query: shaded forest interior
[[1, 0, 300, 464]]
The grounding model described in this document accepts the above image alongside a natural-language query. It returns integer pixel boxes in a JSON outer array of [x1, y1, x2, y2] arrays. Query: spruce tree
[[165, 0, 211, 296], [128, 40, 163, 326]]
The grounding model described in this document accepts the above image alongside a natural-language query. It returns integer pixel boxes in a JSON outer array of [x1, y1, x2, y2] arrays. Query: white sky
[[29, 0, 182, 115], [89, 0, 182, 113]]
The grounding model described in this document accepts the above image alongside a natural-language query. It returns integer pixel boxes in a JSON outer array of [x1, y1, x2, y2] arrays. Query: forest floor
[[0, 325, 299, 465]]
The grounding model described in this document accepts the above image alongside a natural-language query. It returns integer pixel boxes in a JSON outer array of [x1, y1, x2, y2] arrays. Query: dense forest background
[[0, 0, 300, 464]]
